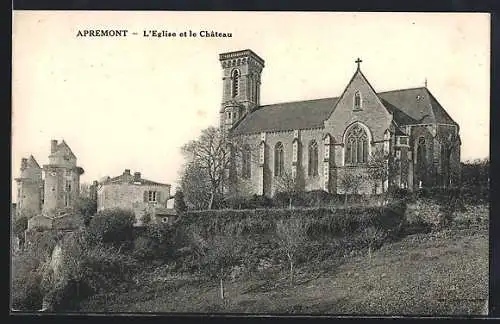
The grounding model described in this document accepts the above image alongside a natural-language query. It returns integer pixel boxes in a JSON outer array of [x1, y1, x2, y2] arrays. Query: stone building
[[42, 140, 85, 214], [14, 156, 43, 217], [220, 49, 461, 196], [14, 140, 85, 218], [96, 169, 171, 225]]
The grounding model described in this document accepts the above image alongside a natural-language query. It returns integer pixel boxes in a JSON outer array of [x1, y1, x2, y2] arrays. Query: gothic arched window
[[308, 140, 319, 177], [354, 91, 361, 110], [344, 123, 369, 165], [274, 142, 284, 177], [232, 69, 240, 97], [242, 145, 252, 179]]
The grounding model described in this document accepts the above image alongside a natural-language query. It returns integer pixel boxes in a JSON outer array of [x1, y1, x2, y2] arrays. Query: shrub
[[11, 251, 45, 310], [13, 216, 29, 236], [248, 194, 273, 209], [133, 224, 175, 261], [86, 208, 136, 249], [74, 197, 97, 226]]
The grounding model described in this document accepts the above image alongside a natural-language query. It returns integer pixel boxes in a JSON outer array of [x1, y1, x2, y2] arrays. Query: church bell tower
[[219, 49, 265, 132]]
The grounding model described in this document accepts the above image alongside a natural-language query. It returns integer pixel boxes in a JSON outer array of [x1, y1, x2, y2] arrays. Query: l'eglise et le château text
[[75, 29, 232, 38]]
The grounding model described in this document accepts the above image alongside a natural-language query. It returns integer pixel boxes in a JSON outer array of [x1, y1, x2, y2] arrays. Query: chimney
[[50, 140, 58, 153], [123, 169, 131, 175], [133, 172, 141, 182], [21, 158, 28, 170]]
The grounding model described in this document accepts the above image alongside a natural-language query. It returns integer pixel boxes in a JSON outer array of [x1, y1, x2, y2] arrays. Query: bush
[[11, 251, 45, 310], [74, 197, 97, 226], [248, 195, 273, 209], [86, 208, 136, 248], [133, 223, 175, 261], [13, 216, 29, 236]]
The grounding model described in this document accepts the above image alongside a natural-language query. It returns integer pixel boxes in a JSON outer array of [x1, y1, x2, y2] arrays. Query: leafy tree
[[367, 148, 389, 194], [173, 189, 187, 213], [276, 215, 307, 286], [180, 161, 212, 210], [340, 171, 363, 208], [74, 197, 97, 226], [13, 215, 29, 236]]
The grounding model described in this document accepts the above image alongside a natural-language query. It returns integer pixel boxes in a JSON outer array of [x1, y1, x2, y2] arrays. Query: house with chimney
[[96, 169, 172, 226]]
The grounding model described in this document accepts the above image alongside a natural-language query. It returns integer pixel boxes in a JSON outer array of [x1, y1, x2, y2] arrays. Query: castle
[[15, 140, 84, 218], [220, 49, 461, 196]]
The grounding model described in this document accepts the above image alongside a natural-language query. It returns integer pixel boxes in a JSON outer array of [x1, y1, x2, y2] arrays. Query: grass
[[77, 213, 488, 315]]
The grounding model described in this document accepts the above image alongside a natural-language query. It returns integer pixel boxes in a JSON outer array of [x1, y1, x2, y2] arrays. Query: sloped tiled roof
[[231, 97, 339, 135], [231, 87, 457, 135], [101, 173, 170, 186], [378, 87, 457, 126]]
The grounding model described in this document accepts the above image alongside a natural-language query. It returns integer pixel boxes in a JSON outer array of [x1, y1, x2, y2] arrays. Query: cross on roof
[[355, 57, 362, 69]]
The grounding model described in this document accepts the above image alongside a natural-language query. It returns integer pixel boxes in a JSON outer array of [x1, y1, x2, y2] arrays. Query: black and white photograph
[[10, 11, 490, 315]]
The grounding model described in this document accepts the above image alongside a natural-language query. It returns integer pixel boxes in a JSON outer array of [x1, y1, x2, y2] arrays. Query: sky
[[12, 11, 490, 201]]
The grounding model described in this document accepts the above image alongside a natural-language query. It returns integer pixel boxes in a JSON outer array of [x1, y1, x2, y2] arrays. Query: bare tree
[[363, 226, 386, 262], [340, 171, 363, 208], [79, 183, 91, 198], [439, 132, 461, 187], [367, 148, 388, 195], [181, 127, 253, 210], [274, 170, 302, 209], [276, 215, 307, 286], [204, 235, 238, 302]]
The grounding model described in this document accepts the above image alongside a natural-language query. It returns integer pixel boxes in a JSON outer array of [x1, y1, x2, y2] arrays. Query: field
[[78, 214, 488, 315]]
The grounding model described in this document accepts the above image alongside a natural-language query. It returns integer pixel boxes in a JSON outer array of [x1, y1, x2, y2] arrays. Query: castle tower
[[42, 139, 84, 215], [14, 155, 43, 218], [219, 49, 265, 132]]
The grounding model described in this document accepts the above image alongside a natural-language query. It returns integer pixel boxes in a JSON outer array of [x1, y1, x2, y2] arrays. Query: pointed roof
[[326, 66, 391, 121], [52, 140, 76, 158], [27, 155, 41, 169], [231, 81, 458, 135]]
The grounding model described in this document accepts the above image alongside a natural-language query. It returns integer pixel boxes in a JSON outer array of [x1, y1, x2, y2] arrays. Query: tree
[[13, 215, 29, 237], [274, 170, 302, 209], [190, 227, 238, 302], [367, 148, 389, 195], [276, 215, 307, 286], [181, 126, 251, 210], [363, 226, 387, 262], [340, 171, 363, 208], [79, 183, 91, 199], [173, 189, 187, 213], [180, 161, 212, 210], [74, 197, 97, 226]]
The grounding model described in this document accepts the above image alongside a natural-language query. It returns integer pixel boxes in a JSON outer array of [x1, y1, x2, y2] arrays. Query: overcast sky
[[12, 11, 490, 200]]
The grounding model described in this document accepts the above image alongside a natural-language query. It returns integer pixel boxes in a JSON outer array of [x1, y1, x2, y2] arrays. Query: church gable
[[325, 64, 392, 142]]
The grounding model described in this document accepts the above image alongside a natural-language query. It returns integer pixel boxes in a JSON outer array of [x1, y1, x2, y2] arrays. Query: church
[[219, 49, 461, 197]]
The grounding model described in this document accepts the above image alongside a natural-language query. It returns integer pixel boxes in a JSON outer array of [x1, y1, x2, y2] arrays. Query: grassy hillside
[[78, 219, 488, 315]]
